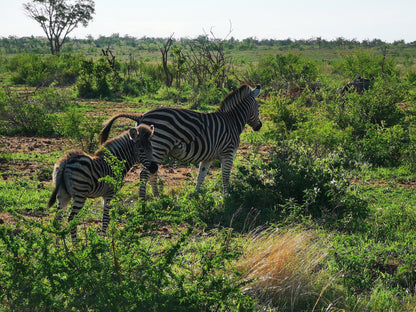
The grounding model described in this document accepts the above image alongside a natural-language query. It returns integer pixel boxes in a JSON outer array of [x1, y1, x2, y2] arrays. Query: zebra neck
[[221, 106, 249, 133], [104, 136, 135, 177]]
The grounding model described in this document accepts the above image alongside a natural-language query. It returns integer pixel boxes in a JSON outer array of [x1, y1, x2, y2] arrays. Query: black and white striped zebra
[[98, 84, 262, 198], [48, 124, 158, 242]]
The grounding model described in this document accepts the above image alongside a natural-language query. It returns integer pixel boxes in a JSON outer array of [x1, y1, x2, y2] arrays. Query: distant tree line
[[1, 35, 415, 55]]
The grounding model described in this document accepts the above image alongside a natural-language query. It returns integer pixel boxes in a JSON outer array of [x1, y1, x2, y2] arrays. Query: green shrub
[[266, 91, 312, 136], [189, 84, 228, 110], [76, 58, 122, 99], [122, 75, 161, 96], [325, 77, 406, 138], [0, 92, 55, 136], [225, 140, 367, 231], [55, 106, 103, 152], [7, 53, 83, 86], [246, 52, 319, 95], [0, 200, 253, 311], [0, 87, 75, 136], [334, 50, 398, 80], [359, 124, 409, 166]]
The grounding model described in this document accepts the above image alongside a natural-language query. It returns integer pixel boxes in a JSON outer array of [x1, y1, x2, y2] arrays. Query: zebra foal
[[98, 84, 262, 198], [48, 124, 158, 242]]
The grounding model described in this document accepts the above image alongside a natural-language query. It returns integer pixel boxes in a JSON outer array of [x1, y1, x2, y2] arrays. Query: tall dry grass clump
[[236, 227, 339, 311]]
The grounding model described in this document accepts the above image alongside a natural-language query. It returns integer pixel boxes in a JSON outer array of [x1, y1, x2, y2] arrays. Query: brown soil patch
[[0, 135, 201, 190]]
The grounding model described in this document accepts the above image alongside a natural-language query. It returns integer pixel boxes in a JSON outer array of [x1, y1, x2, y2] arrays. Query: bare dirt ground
[[0, 135, 198, 184]]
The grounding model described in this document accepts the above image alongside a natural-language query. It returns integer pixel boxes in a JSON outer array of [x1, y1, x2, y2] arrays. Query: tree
[[159, 33, 174, 87], [23, 0, 95, 54]]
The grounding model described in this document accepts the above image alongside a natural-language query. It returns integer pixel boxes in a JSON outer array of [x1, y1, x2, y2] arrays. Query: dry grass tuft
[[236, 227, 333, 311]]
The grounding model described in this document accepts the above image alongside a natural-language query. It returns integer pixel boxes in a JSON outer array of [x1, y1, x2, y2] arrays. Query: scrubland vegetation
[[1, 35, 416, 311]]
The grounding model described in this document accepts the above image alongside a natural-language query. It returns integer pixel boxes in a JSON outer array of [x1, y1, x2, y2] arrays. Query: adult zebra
[[48, 124, 158, 242], [99, 84, 262, 198]]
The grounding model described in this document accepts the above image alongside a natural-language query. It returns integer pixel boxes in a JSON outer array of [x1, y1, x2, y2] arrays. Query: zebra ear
[[129, 128, 138, 141], [251, 85, 261, 98], [149, 125, 154, 137]]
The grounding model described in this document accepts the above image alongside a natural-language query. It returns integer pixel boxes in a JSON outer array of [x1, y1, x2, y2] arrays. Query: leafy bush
[[225, 140, 367, 231], [246, 52, 319, 95], [266, 91, 313, 137], [334, 50, 398, 80], [0, 202, 253, 311], [76, 58, 122, 99], [0, 91, 56, 136], [122, 76, 161, 96], [55, 106, 103, 152], [7, 53, 82, 86], [359, 124, 409, 166]]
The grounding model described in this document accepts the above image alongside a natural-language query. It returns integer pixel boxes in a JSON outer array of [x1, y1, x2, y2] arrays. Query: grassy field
[[1, 36, 416, 311]]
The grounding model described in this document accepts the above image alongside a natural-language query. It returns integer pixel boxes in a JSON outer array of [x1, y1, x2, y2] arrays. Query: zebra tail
[[98, 113, 144, 144], [48, 160, 66, 208], [48, 186, 59, 208]]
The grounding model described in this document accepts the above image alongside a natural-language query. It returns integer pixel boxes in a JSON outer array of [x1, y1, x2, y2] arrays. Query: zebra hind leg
[[195, 161, 212, 192], [101, 197, 112, 236], [55, 190, 71, 244], [55, 190, 71, 226], [68, 196, 87, 243]]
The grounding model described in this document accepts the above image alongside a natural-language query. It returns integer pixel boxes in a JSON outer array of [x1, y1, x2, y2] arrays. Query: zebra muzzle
[[146, 162, 159, 174], [253, 121, 262, 131]]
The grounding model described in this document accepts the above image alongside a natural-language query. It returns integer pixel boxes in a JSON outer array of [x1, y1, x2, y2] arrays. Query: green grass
[[1, 39, 416, 310]]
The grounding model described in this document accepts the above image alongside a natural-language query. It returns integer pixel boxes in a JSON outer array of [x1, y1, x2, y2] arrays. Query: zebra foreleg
[[195, 161, 212, 192], [139, 168, 150, 199], [150, 172, 159, 197], [220, 157, 235, 194], [101, 197, 112, 236]]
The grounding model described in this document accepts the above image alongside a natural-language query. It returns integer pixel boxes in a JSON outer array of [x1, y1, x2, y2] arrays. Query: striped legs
[[150, 173, 159, 197], [195, 161, 212, 192], [139, 168, 160, 199], [220, 155, 235, 194], [101, 197, 112, 236], [68, 196, 87, 242], [56, 190, 71, 224]]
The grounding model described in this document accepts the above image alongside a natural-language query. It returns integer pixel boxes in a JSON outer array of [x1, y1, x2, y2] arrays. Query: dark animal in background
[[339, 76, 371, 94]]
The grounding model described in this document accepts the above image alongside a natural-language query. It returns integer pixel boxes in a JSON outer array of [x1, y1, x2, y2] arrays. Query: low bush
[[246, 52, 320, 95], [0, 202, 254, 311], [7, 53, 82, 86], [0, 91, 56, 136], [225, 140, 367, 231]]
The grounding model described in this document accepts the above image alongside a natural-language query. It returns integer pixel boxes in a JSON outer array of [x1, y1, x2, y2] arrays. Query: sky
[[0, 0, 415, 43]]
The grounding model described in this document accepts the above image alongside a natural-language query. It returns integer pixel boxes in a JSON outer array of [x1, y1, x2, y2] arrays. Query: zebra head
[[129, 124, 159, 174], [247, 84, 262, 132]]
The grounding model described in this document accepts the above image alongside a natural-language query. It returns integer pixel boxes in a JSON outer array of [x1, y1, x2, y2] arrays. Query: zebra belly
[[64, 162, 114, 199]]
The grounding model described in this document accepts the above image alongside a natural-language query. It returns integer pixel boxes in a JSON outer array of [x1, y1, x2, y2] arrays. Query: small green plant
[[56, 107, 103, 152]]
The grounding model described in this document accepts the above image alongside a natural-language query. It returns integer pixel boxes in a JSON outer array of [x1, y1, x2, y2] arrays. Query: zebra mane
[[217, 84, 252, 112], [96, 131, 130, 156]]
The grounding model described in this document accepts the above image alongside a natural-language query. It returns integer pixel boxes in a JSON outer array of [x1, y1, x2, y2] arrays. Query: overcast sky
[[0, 0, 415, 42]]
